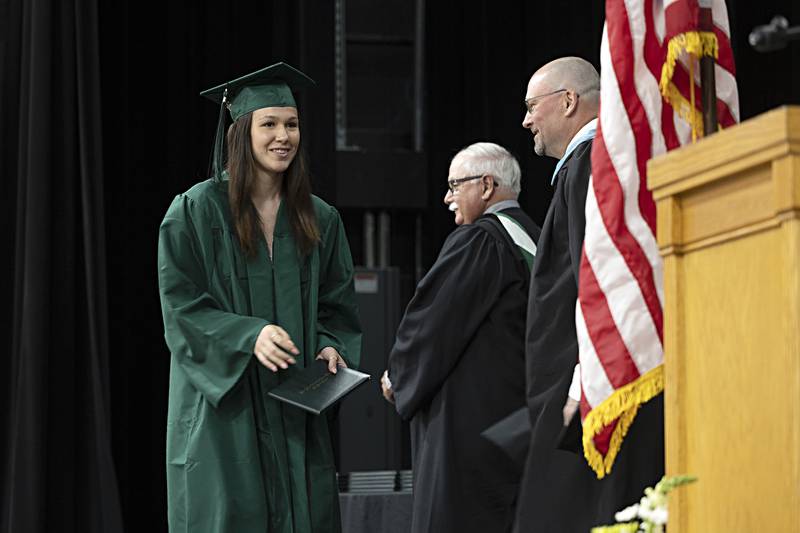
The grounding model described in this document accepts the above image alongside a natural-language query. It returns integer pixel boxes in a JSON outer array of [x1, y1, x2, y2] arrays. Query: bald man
[[514, 57, 664, 531]]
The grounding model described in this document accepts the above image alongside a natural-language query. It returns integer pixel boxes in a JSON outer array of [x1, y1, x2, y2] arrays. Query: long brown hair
[[226, 111, 320, 258]]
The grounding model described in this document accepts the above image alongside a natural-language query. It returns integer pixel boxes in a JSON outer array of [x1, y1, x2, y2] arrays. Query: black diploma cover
[[267, 360, 370, 415]]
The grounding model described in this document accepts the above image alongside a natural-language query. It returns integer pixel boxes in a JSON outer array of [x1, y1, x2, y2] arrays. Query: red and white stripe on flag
[[577, 0, 739, 478]]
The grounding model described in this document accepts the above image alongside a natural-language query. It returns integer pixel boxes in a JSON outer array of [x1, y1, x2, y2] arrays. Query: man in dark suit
[[515, 56, 602, 532], [515, 56, 664, 532]]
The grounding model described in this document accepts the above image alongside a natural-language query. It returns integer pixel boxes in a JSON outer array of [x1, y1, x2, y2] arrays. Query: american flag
[[577, 0, 739, 478]]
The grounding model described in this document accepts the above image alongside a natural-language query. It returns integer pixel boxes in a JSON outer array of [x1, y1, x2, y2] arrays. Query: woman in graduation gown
[[157, 63, 361, 533]]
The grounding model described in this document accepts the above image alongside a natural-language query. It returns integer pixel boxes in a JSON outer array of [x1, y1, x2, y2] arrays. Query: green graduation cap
[[200, 62, 316, 180]]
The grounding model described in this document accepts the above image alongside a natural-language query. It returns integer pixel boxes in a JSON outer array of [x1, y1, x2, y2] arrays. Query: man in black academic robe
[[382, 142, 541, 533], [515, 57, 664, 532]]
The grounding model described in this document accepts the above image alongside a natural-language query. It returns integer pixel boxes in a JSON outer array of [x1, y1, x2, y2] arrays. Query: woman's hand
[[254, 325, 300, 372], [316, 346, 347, 374]]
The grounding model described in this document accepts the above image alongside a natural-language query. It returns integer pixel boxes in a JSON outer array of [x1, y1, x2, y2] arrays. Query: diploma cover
[[267, 360, 370, 415]]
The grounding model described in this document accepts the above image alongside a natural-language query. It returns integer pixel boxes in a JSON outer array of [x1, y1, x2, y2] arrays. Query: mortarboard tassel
[[211, 87, 228, 182]]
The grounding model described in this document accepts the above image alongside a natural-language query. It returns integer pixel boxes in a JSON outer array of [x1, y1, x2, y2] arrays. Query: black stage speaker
[[333, 0, 428, 209]]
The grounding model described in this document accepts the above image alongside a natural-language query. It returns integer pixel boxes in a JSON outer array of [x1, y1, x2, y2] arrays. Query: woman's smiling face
[[249, 107, 300, 177]]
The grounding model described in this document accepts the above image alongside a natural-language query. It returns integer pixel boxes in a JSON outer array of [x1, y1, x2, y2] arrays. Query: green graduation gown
[[158, 178, 361, 533]]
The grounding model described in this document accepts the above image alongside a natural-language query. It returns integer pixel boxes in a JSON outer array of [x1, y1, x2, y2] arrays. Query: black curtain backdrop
[[1, 0, 124, 532], [2, 0, 798, 532]]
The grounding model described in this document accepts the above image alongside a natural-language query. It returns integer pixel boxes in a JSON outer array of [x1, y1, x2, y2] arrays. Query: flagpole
[[700, 7, 718, 136]]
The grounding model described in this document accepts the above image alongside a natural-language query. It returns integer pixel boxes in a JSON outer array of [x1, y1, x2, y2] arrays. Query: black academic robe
[[389, 208, 540, 533], [515, 141, 664, 532]]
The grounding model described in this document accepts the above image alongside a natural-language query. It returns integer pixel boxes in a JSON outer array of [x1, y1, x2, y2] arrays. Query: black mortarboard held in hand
[[200, 62, 315, 181], [481, 407, 532, 469]]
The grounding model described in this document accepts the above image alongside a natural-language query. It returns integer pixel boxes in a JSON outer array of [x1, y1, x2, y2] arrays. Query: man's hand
[[254, 325, 299, 372], [316, 346, 347, 374], [381, 370, 395, 404], [562, 397, 579, 427]]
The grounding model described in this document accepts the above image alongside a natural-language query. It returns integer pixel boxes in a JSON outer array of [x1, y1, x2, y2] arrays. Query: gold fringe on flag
[[582, 365, 664, 479], [659, 31, 718, 140]]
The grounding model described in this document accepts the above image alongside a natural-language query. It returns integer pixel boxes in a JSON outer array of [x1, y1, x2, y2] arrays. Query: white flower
[[614, 504, 640, 522], [598, 475, 696, 532], [638, 505, 668, 525], [649, 508, 668, 525], [645, 489, 666, 509]]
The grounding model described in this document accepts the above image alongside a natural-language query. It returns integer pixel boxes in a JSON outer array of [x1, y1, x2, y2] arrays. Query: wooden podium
[[647, 106, 800, 531]]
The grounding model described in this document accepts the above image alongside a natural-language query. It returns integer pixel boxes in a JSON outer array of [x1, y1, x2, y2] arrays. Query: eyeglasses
[[524, 88, 567, 113], [447, 175, 485, 193]]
